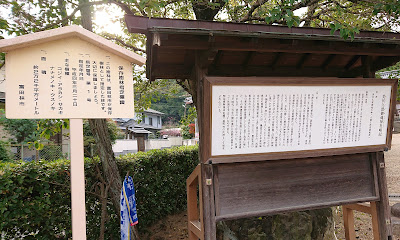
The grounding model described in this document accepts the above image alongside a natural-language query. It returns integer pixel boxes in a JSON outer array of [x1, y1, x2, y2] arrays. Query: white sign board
[[5, 37, 134, 119], [211, 85, 392, 156]]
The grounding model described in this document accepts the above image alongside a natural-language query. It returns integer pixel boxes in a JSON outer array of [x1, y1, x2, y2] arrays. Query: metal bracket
[[380, 162, 385, 169], [206, 178, 212, 185]]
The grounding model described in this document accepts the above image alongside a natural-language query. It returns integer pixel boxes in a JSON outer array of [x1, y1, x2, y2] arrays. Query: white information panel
[[6, 37, 134, 119], [211, 85, 392, 156]]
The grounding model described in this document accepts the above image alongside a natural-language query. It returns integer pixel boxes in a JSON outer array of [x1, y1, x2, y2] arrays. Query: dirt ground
[[145, 134, 400, 240]]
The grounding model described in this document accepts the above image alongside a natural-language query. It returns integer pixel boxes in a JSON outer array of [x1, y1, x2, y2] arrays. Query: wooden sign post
[[70, 118, 86, 238], [0, 26, 145, 239], [187, 76, 397, 239]]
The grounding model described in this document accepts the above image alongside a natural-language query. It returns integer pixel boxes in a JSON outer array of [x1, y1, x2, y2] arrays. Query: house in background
[[114, 108, 164, 139], [378, 70, 400, 79]]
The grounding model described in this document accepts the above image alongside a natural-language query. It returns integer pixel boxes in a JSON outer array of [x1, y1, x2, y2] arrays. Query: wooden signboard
[[0, 26, 145, 240], [5, 37, 134, 119], [202, 77, 397, 164]]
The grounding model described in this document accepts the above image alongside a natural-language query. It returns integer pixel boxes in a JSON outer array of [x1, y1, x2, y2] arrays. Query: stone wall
[[216, 208, 334, 240]]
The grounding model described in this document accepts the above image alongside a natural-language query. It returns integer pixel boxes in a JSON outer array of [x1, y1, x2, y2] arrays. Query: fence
[[112, 137, 198, 156], [7, 143, 70, 162]]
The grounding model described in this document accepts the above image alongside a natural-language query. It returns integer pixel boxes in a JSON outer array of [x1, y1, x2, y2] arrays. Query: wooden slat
[[296, 53, 311, 69], [344, 55, 361, 70], [187, 164, 201, 187], [189, 220, 202, 238], [343, 207, 356, 240], [142, 33, 400, 56], [321, 54, 336, 69], [343, 203, 372, 214], [375, 152, 393, 238], [343, 202, 380, 240], [214, 153, 378, 221], [370, 202, 380, 240]]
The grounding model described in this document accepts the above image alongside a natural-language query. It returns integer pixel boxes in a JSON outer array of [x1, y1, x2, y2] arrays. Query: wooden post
[[343, 206, 356, 240], [194, 50, 217, 240], [375, 152, 393, 239], [370, 202, 381, 240], [343, 202, 380, 240], [362, 56, 393, 239], [70, 118, 87, 239], [187, 165, 204, 240]]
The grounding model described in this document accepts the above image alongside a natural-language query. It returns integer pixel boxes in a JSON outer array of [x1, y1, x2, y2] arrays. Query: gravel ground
[[385, 133, 400, 195]]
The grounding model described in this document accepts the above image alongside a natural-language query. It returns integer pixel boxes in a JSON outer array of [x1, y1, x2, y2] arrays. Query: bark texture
[[88, 119, 122, 209]]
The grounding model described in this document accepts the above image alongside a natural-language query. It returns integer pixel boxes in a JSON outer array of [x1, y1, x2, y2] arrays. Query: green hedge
[[0, 145, 198, 239]]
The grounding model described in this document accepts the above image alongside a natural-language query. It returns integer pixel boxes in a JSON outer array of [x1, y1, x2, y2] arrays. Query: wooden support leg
[[70, 119, 87, 239], [343, 152, 394, 240], [187, 165, 203, 240], [370, 202, 381, 240], [343, 206, 356, 240], [201, 163, 216, 240], [375, 152, 393, 240], [343, 202, 380, 240]]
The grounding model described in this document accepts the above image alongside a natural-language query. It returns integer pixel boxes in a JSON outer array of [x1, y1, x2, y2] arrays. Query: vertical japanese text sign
[[0, 25, 145, 119]]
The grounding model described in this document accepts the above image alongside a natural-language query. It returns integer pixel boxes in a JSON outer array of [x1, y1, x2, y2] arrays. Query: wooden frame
[[187, 165, 204, 240], [343, 202, 380, 240], [213, 153, 379, 222], [202, 77, 397, 164]]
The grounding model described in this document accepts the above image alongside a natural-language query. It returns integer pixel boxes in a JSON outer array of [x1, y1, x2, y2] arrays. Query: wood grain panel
[[214, 153, 378, 221]]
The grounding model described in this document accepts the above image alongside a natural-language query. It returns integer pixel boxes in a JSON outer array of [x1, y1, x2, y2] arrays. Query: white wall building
[[114, 108, 165, 139]]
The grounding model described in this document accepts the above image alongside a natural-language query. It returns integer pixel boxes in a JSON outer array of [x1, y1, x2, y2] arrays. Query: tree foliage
[[2, 1, 399, 43], [138, 79, 188, 125], [83, 119, 123, 157], [0, 111, 39, 144]]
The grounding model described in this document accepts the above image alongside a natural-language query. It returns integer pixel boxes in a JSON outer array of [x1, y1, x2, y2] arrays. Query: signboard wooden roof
[[0, 25, 145, 119], [0, 25, 145, 65], [124, 15, 400, 81]]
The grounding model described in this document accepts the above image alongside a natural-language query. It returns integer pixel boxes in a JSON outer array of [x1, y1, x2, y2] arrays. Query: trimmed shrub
[[0, 145, 198, 239]]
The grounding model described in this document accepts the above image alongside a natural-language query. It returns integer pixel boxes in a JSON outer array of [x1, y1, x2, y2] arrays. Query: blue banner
[[120, 176, 138, 240]]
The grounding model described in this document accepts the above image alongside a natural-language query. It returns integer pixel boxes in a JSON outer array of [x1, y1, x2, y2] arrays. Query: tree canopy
[[1, 0, 399, 41]]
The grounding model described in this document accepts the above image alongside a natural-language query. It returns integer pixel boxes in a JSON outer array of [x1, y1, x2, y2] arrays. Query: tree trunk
[[79, 4, 140, 239], [192, 0, 226, 21], [88, 119, 122, 209], [79, 0, 123, 212]]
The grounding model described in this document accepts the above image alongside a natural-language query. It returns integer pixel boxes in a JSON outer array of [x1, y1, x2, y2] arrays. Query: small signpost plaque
[[0, 26, 145, 240]]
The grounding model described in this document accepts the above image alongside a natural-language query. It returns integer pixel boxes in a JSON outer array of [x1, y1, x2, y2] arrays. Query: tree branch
[[239, 0, 269, 22], [108, 0, 142, 16], [103, 34, 146, 53], [40, 0, 108, 31]]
